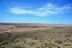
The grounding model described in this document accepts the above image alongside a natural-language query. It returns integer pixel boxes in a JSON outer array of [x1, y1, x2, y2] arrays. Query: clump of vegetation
[[36, 46, 40, 48], [40, 45, 45, 48], [11, 46, 25, 48], [23, 39, 27, 44], [63, 43, 71, 46], [44, 43, 48, 47], [56, 46, 61, 48], [69, 40, 72, 43], [27, 41, 36, 46], [34, 37, 38, 40], [55, 40, 63, 44], [0, 41, 9, 46], [14, 39, 21, 42]]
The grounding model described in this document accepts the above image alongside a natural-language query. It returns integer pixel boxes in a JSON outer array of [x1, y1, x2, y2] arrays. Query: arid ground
[[0, 23, 72, 48]]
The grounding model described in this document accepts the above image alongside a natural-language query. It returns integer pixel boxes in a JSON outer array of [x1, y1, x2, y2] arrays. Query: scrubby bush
[[56, 46, 60, 48], [55, 40, 63, 44], [11, 46, 25, 48], [0, 41, 9, 46], [27, 41, 36, 46]]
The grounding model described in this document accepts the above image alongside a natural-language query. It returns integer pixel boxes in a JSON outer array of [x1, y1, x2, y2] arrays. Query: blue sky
[[0, 0, 72, 24]]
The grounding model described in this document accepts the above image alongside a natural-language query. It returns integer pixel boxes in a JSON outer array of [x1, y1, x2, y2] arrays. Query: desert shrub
[[39, 40, 42, 42], [55, 40, 63, 44], [23, 39, 26, 44], [48, 44, 55, 48], [10, 27, 14, 29], [44, 43, 48, 47], [11, 46, 25, 48], [0, 40, 3, 42], [27, 41, 36, 46], [34, 37, 38, 40], [40, 45, 45, 48], [43, 42, 55, 48], [1, 46, 5, 48], [56, 46, 60, 48], [64, 43, 71, 46], [65, 34, 71, 40], [48, 46, 52, 48], [14, 39, 21, 42], [69, 40, 72, 43], [36, 46, 40, 48], [0, 41, 9, 46]]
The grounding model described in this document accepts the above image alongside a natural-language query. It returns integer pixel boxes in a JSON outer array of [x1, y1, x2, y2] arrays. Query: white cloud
[[9, 3, 71, 16]]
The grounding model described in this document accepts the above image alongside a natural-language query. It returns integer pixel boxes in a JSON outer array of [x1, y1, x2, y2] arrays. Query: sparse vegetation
[[11, 46, 25, 48], [55, 40, 63, 44], [0, 26, 72, 48]]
